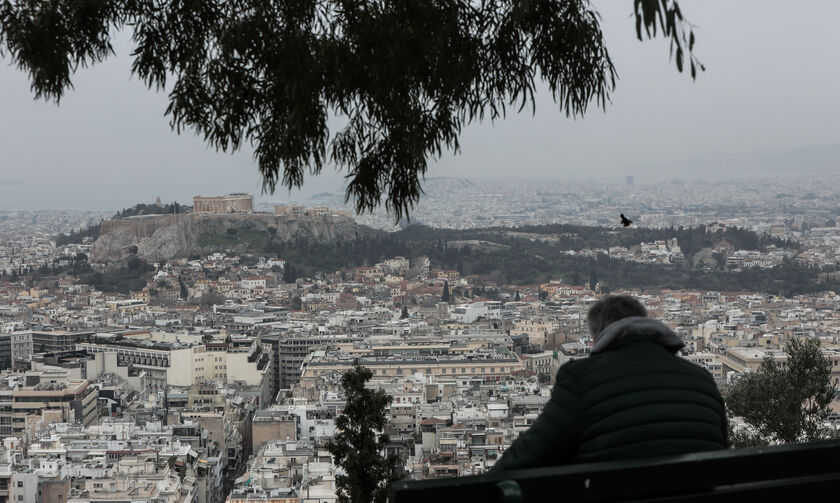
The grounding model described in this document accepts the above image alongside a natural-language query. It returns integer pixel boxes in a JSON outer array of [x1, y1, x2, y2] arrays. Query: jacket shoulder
[[555, 357, 591, 383]]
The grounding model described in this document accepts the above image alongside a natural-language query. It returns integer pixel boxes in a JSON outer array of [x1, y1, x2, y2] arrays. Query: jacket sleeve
[[492, 364, 581, 472]]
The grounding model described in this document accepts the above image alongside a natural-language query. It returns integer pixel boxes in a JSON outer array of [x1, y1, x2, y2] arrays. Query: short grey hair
[[586, 295, 648, 339]]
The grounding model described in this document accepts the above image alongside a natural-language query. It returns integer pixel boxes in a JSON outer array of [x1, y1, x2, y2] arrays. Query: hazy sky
[[1, 0, 838, 210]]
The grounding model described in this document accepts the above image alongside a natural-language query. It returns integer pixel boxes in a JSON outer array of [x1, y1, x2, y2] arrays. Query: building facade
[[30, 331, 93, 355], [0, 337, 9, 371], [9, 332, 33, 366], [8, 371, 99, 435]]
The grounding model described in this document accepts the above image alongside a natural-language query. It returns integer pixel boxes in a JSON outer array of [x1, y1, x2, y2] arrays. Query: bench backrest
[[390, 440, 840, 502]]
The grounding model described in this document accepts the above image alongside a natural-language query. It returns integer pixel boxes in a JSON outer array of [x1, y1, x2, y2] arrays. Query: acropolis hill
[[90, 203, 361, 264]]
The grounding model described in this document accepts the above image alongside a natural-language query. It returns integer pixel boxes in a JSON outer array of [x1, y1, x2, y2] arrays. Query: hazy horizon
[[1, 0, 838, 211]]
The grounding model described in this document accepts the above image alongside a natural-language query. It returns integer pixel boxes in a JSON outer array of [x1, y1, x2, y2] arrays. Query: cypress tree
[[327, 363, 404, 503]]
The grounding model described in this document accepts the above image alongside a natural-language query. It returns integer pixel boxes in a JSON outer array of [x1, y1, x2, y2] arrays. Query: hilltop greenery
[[266, 223, 836, 297], [54, 202, 191, 246], [45, 219, 834, 297], [114, 202, 190, 218], [397, 223, 797, 257]]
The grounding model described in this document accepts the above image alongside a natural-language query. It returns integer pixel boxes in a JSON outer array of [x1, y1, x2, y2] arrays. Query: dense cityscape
[[0, 176, 837, 502]]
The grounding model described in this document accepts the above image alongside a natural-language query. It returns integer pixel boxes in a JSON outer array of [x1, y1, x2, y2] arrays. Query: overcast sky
[[1, 0, 838, 210]]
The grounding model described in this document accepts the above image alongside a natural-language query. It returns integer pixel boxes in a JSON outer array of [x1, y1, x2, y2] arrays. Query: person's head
[[587, 295, 648, 339]]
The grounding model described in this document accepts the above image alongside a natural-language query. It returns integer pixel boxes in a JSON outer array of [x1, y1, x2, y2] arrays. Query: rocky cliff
[[90, 213, 365, 264]]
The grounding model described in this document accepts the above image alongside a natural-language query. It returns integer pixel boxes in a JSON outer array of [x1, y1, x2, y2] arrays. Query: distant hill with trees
[[266, 223, 834, 297], [46, 218, 833, 297]]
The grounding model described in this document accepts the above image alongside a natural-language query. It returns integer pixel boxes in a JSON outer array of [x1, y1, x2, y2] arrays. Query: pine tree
[[327, 363, 404, 503], [441, 281, 450, 303], [514, 291, 521, 302], [400, 305, 409, 319]]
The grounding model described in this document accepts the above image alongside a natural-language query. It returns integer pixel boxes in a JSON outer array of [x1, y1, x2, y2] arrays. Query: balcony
[[391, 440, 840, 502]]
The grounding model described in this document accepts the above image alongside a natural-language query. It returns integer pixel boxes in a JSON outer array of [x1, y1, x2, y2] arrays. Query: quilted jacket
[[493, 316, 727, 471]]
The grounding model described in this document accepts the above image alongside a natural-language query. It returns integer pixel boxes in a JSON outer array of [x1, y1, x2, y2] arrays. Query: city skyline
[[0, 2, 838, 501]]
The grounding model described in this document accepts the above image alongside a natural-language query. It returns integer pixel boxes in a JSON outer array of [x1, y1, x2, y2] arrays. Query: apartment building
[[3, 371, 98, 435]]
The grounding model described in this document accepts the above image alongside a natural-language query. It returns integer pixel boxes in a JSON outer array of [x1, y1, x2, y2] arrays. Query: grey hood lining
[[591, 316, 685, 355]]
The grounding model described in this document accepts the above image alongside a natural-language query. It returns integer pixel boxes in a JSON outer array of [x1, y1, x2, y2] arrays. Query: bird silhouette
[[620, 214, 633, 227]]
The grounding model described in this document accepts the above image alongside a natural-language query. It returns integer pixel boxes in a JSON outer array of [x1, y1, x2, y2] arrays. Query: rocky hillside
[[90, 213, 366, 263]]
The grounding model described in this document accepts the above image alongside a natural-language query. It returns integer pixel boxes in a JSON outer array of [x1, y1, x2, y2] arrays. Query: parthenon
[[193, 193, 253, 213]]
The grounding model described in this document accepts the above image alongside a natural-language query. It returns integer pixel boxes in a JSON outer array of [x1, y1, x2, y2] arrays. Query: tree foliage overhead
[[726, 337, 836, 444], [326, 362, 403, 503], [0, 0, 700, 219]]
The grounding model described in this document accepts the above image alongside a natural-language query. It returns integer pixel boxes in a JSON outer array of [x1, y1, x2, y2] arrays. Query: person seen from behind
[[493, 294, 727, 471]]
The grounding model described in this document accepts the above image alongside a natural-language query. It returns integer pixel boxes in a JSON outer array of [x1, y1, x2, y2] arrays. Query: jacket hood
[[591, 316, 685, 355]]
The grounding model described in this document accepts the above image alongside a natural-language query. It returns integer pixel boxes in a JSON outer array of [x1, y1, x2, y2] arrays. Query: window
[[16, 482, 22, 487]]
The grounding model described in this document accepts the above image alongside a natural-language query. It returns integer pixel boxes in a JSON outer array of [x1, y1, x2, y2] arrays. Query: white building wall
[[225, 352, 264, 386], [11, 472, 38, 503], [167, 347, 195, 386], [11, 331, 33, 362]]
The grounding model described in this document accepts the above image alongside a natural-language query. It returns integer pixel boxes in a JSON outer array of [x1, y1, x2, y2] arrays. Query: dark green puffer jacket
[[493, 316, 727, 471]]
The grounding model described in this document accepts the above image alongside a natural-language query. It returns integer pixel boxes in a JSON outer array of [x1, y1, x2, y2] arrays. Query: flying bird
[[620, 214, 633, 227]]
